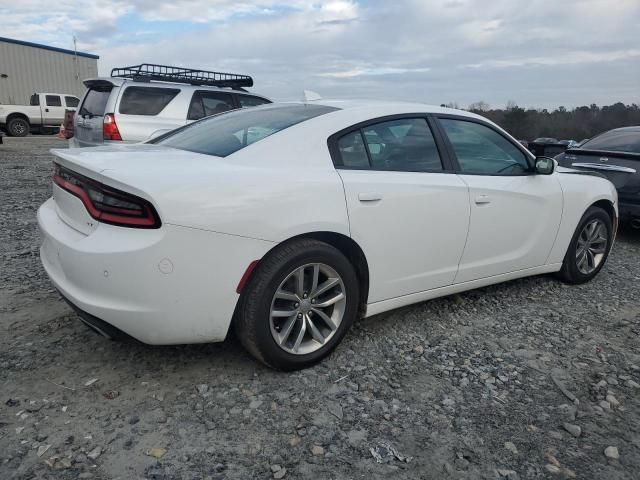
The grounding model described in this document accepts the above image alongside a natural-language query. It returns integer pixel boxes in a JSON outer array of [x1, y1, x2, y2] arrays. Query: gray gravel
[[1, 136, 640, 480]]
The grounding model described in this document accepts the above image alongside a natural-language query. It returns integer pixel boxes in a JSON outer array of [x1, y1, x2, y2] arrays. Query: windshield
[[154, 103, 338, 157], [580, 129, 640, 154]]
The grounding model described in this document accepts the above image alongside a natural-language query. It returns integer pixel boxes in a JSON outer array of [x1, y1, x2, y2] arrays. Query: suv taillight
[[53, 163, 160, 229], [103, 113, 122, 141]]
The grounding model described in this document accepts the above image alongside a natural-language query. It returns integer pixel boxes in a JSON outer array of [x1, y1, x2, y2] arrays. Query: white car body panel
[[38, 100, 618, 345], [454, 174, 563, 283], [339, 169, 470, 302]]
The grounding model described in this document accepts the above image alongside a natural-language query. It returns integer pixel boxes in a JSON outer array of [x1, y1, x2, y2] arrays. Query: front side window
[[46, 95, 62, 107], [187, 91, 235, 120], [581, 129, 640, 154], [336, 118, 443, 172], [65, 96, 80, 108], [238, 95, 271, 108], [119, 87, 180, 116], [440, 119, 530, 175], [155, 104, 338, 157]]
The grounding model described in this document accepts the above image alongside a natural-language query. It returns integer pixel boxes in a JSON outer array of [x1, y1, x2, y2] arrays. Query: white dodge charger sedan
[[38, 101, 618, 370]]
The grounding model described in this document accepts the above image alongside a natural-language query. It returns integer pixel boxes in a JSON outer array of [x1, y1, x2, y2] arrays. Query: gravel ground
[[1, 136, 639, 480]]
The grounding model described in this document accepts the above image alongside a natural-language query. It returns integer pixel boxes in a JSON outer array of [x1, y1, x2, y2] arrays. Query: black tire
[[558, 206, 613, 284], [7, 117, 29, 137], [235, 239, 360, 370]]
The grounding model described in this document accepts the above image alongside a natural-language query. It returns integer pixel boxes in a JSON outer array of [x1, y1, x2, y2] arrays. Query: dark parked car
[[556, 126, 640, 227], [529, 137, 566, 157]]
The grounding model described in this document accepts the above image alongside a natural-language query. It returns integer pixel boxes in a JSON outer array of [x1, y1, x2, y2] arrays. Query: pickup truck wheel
[[7, 117, 29, 137]]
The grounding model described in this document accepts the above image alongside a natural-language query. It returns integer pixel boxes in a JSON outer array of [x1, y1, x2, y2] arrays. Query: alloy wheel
[[575, 219, 608, 275], [269, 263, 346, 355]]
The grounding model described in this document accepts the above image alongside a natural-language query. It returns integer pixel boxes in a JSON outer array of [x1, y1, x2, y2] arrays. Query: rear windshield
[[154, 104, 338, 157], [79, 88, 111, 118], [119, 86, 180, 116], [581, 129, 640, 154]]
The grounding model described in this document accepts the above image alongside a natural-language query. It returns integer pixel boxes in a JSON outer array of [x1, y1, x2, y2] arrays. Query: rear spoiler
[[565, 148, 640, 161], [83, 78, 125, 89]]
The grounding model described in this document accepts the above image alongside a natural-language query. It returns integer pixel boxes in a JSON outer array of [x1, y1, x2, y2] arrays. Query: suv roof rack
[[110, 64, 254, 89]]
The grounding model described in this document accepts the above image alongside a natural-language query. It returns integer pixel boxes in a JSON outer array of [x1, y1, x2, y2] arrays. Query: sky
[[3, 0, 639, 109]]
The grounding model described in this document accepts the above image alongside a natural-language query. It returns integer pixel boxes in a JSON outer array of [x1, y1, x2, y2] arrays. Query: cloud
[[3, 0, 640, 108]]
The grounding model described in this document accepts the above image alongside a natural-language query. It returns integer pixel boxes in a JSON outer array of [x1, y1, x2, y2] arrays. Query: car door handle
[[358, 192, 383, 202], [45, 108, 49, 112], [474, 194, 491, 205]]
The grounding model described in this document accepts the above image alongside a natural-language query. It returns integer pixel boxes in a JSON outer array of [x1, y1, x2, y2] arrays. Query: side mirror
[[535, 156, 555, 175]]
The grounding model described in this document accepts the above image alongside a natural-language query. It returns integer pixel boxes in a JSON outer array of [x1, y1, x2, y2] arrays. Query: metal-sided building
[[0, 37, 99, 105]]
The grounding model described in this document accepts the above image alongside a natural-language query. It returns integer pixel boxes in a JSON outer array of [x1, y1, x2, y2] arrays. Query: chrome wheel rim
[[14, 122, 26, 135], [576, 219, 608, 275], [269, 263, 346, 355]]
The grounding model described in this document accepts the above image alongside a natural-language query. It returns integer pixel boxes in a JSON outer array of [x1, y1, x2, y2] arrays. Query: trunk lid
[[49, 144, 233, 231], [557, 148, 639, 203]]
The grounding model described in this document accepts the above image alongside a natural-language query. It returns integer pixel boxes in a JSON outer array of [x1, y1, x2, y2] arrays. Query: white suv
[[72, 64, 271, 147]]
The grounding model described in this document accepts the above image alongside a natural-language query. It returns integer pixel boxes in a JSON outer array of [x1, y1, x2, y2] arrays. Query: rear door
[[42, 95, 66, 126], [435, 116, 563, 283], [74, 82, 114, 147], [332, 116, 470, 303]]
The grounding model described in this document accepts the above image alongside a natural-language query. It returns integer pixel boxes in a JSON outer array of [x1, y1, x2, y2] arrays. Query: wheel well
[[240, 232, 370, 318], [591, 199, 616, 224], [6, 113, 30, 125]]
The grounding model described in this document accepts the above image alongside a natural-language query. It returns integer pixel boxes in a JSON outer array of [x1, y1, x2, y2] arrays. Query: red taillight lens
[[53, 163, 160, 229], [103, 113, 122, 141]]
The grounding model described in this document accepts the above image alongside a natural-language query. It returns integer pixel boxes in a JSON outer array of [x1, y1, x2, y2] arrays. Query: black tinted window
[[238, 95, 271, 108], [441, 119, 530, 175], [156, 104, 338, 157], [46, 95, 62, 107], [119, 87, 179, 116], [337, 131, 370, 168], [65, 96, 79, 108], [80, 88, 111, 117], [30, 94, 40, 106], [581, 129, 640, 154], [187, 91, 235, 120], [363, 118, 442, 171]]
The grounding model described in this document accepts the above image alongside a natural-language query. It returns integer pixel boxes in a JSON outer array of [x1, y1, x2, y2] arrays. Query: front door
[[332, 116, 470, 303], [436, 117, 563, 283]]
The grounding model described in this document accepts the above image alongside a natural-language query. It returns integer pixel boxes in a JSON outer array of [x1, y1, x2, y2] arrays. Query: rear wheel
[[558, 206, 613, 284], [7, 117, 29, 137], [235, 239, 359, 370]]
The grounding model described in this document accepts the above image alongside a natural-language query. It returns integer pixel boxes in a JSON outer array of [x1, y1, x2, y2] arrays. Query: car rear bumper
[[38, 197, 273, 345]]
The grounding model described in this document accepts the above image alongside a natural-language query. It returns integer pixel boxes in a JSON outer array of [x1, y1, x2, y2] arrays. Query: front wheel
[[7, 117, 29, 137], [558, 206, 613, 284], [235, 239, 360, 370]]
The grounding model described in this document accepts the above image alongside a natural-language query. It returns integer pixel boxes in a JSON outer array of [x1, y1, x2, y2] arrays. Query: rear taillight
[[103, 113, 122, 141], [53, 163, 160, 229]]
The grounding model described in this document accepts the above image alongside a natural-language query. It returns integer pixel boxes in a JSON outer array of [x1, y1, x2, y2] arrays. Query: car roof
[[608, 126, 640, 133], [285, 99, 486, 121]]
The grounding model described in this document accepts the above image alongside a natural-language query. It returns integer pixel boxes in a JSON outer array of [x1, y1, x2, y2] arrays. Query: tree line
[[442, 101, 640, 142]]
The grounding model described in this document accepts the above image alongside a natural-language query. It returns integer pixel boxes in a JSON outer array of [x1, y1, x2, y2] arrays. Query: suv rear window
[[155, 104, 338, 157], [239, 95, 271, 108], [119, 87, 180, 116], [80, 88, 111, 117]]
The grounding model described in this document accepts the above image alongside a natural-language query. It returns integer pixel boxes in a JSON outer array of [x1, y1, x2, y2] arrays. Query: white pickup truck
[[0, 93, 80, 137]]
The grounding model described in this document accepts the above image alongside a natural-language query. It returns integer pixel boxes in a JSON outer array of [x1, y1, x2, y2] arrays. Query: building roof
[[0, 37, 99, 60]]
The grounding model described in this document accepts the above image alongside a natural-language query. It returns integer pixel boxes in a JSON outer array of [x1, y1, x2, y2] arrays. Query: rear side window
[[46, 95, 62, 107], [79, 88, 111, 117], [65, 96, 79, 108], [335, 118, 443, 172], [30, 94, 40, 106], [581, 129, 640, 154], [156, 104, 338, 157], [238, 95, 271, 108], [187, 91, 235, 120], [119, 87, 180, 116]]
